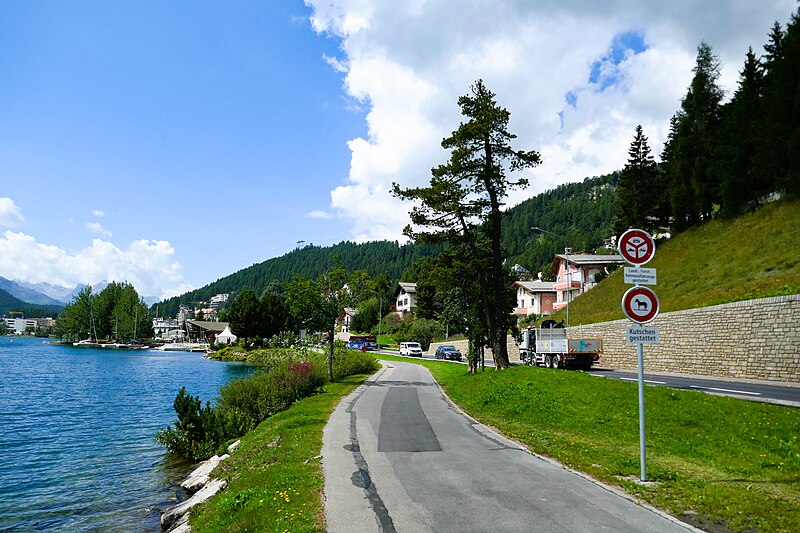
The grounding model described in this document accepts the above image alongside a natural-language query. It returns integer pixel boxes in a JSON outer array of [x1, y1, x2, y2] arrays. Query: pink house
[[552, 253, 625, 311], [513, 280, 557, 319]]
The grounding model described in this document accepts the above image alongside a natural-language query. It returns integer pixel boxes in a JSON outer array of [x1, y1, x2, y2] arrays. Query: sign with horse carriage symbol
[[621, 285, 660, 324]]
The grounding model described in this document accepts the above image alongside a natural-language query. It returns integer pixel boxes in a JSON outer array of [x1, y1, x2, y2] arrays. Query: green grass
[[189, 355, 799, 532], [189, 374, 369, 533], [564, 199, 800, 325], [379, 355, 800, 532]]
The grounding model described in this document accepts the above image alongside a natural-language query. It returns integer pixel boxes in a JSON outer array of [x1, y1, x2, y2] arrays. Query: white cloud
[[306, 0, 797, 241], [0, 231, 193, 300], [92, 209, 105, 217], [307, 210, 334, 219], [86, 221, 113, 238], [0, 198, 25, 228]]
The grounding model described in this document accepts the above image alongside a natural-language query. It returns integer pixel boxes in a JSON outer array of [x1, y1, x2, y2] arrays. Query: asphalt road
[[585, 368, 800, 407], [378, 350, 799, 407], [322, 360, 696, 533]]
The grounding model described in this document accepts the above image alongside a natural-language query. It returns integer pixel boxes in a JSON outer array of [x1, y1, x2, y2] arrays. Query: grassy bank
[[564, 198, 800, 325], [189, 373, 369, 532], [380, 355, 799, 532]]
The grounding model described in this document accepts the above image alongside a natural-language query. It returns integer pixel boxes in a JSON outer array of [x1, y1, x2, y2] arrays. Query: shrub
[[333, 345, 380, 380], [155, 347, 376, 461], [154, 387, 225, 461]]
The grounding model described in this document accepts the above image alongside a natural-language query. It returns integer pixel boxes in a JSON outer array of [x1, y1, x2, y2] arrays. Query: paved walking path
[[323, 361, 697, 532]]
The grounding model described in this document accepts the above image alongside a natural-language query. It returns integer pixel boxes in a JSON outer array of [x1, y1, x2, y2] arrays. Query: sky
[[1, 1, 796, 301]]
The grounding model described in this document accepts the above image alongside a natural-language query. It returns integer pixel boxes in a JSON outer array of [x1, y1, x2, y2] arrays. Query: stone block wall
[[427, 294, 799, 381], [566, 294, 800, 382], [427, 337, 521, 364]]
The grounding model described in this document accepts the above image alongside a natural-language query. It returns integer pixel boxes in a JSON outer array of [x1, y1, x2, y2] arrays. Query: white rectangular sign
[[624, 267, 657, 285], [626, 326, 660, 344]]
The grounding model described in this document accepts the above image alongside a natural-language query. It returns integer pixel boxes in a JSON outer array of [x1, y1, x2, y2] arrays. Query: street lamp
[[531, 227, 572, 331]]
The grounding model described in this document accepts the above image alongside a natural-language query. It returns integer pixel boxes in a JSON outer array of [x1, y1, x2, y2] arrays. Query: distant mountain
[[0, 277, 66, 306], [17, 280, 82, 303], [0, 288, 64, 318]]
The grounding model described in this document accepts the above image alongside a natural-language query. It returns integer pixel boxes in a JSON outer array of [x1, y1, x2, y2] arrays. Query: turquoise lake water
[[0, 336, 253, 532]]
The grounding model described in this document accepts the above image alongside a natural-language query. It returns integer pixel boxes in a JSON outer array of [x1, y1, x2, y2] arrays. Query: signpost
[[618, 228, 658, 482], [618, 228, 655, 266]]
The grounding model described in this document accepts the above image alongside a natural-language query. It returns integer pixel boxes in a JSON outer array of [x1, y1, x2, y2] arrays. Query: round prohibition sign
[[622, 286, 660, 324], [618, 228, 655, 266]]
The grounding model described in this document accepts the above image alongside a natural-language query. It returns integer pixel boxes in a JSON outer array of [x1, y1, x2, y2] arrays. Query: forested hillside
[[502, 172, 619, 278], [0, 289, 64, 319], [156, 240, 443, 317]]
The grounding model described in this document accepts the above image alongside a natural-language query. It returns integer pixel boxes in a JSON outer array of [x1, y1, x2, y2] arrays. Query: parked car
[[399, 342, 423, 357], [434, 345, 462, 361]]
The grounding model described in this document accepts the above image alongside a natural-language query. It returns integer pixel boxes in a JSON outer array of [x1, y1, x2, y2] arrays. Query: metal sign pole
[[637, 341, 646, 482], [619, 228, 658, 484]]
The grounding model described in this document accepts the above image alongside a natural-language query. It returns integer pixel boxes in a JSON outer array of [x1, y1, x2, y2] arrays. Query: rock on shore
[[161, 440, 240, 532]]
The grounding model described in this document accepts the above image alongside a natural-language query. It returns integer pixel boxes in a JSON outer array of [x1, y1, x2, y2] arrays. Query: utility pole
[[531, 226, 572, 330]]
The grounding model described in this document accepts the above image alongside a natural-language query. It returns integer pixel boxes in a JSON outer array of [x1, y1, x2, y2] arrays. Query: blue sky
[[1, 1, 796, 300]]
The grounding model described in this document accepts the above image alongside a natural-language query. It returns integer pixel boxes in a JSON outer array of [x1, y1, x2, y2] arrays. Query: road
[[585, 368, 800, 407], [323, 360, 695, 533], [378, 350, 799, 407]]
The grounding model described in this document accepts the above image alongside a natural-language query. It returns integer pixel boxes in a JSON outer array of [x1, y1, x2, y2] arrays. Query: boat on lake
[[73, 339, 101, 348], [155, 343, 210, 353]]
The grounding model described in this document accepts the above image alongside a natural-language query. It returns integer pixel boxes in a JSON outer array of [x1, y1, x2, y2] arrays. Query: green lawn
[[379, 355, 800, 532], [564, 199, 800, 325], [189, 374, 369, 533], [189, 355, 799, 532]]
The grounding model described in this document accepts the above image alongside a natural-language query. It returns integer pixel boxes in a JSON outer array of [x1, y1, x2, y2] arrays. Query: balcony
[[553, 279, 581, 291]]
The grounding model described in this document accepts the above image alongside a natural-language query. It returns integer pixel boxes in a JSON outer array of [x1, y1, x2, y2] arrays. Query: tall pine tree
[[718, 48, 766, 217], [666, 42, 724, 231], [392, 80, 540, 369], [613, 125, 660, 235]]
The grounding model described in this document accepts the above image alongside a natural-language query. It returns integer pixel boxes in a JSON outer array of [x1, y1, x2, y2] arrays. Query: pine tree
[[719, 48, 766, 217], [392, 79, 540, 369], [613, 125, 659, 235], [666, 42, 724, 231], [761, 8, 800, 197]]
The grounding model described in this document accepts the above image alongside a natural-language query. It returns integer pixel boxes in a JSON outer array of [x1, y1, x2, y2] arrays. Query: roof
[[394, 282, 417, 298], [555, 253, 625, 266], [186, 320, 229, 333], [513, 281, 556, 292], [398, 282, 416, 293]]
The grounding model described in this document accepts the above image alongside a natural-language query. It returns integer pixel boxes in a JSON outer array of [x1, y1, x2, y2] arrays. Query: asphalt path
[[585, 368, 800, 407], [323, 360, 696, 533]]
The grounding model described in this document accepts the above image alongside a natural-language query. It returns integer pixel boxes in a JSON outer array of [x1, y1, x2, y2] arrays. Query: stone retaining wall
[[428, 337, 521, 364], [566, 294, 800, 382], [428, 295, 799, 382]]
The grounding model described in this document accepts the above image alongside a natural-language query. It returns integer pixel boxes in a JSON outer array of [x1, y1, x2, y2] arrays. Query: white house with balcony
[[513, 280, 557, 320], [552, 253, 625, 311], [393, 282, 417, 317]]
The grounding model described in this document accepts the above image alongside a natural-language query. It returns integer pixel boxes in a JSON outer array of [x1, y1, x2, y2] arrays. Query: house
[[337, 307, 356, 333], [513, 280, 557, 319], [393, 282, 417, 317], [552, 253, 625, 311]]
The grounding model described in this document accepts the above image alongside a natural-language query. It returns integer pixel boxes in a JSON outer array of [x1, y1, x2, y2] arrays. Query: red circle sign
[[622, 286, 660, 324], [618, 228, 655, 266]]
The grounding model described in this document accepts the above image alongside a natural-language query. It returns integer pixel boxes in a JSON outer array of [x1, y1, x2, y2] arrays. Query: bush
[[155, 347, 378, 461], [154, 387, 226, 461], [217, 357, 327, 430], [332, 345, 380, 380]]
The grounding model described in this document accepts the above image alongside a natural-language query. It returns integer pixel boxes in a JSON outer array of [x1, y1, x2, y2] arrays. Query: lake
[[0, 336, 253, 532]]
